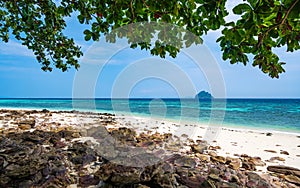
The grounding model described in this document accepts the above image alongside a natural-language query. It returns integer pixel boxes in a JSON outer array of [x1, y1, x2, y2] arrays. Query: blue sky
[[0, 3, 299, 98]]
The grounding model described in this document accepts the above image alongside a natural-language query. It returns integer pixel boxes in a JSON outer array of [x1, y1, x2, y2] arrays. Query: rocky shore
[[0, 109, 299, 187]]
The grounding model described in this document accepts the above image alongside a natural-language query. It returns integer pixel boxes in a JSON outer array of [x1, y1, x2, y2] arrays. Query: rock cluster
[[0, 109, 299, 187], [267, 166, 300, 186], [0, 129, 84, 187]]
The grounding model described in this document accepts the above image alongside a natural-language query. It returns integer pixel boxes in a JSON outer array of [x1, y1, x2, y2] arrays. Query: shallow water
[[0, 98, 299, 132]]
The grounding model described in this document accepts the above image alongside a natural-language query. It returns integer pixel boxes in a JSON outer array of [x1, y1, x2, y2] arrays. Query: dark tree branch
[[257, 0, 299, 48]]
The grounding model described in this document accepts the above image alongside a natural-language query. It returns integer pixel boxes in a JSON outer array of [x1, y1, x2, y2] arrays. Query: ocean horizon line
[[0, 97, 300, 100]]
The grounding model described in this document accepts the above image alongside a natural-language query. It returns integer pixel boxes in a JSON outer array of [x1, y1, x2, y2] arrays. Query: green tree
[[0, 0, 299, 78]]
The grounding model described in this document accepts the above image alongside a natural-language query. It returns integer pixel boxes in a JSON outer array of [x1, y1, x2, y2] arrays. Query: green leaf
[[84, 34, 91, 41], [216, 36, 224, 43], [83, 29, 91, 35], [233, 3, 252, 15], [288, 1, 300, 18], [247, 0, 258, 8], [77, 15, 85, 24], [224, 22, 235, 27]]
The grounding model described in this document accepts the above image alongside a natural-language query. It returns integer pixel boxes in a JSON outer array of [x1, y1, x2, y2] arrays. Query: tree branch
[[257, 0, 299, 48], [142, 0, 150, 8], [130, 0, 135, 22], [14, 1, 25, 19], [257, 23, 280, 48], [281, 0, 299, 25]]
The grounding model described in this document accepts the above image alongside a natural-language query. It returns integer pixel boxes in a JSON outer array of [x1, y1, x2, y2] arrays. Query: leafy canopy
[[0, 0, 299, 78]]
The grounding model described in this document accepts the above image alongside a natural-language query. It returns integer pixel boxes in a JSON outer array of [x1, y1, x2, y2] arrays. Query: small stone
[[208, 174, 219, 180], [240, 154, 249, 157], [136, 184, 151, 188], [195, 153, 210, 162], [0, 175, 11, 185], [229, 161, 241, 170], [208, 145, 221, 150], [67, 184, 78, 188], [181, 134, 188, 138], [41, 109, 50, 113], [242, 162, 256, 171], [153, 172, 177, 187], [95, 163, 142, 184], [201, 179, 217, 188], [191, 144, 207, 154], [246, 172, 270, 188], [174, 156, 197, 168], [18, 180, 33, 188], [280, 150, 289, 155], [266, 133, 272, 136], [248, 157, 266, 166], [18, 119, 35, 127], [285, 174, 300, 186], [226, 157, 241, 170], [211, 156, 226, 164], [79, 175, 100, 186], [208, 151, 217, 157], [267, 165, 300, 177], [230, 174, 240, 184], [264, 149, 277, 153], [18, 124, 32, 130], [268, 156, 285, 162]]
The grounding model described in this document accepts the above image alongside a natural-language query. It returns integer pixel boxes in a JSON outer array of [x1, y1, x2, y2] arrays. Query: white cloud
[[0, 40, 34, 57]]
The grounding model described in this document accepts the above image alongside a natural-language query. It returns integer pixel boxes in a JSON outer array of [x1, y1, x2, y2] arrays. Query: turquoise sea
[[0, 98, 299, 133]]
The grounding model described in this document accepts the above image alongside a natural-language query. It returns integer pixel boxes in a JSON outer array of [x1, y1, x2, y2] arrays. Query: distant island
[[195, 91, 213, 100]]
